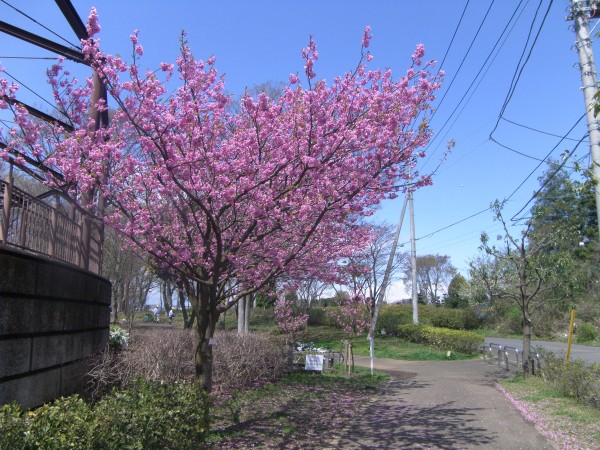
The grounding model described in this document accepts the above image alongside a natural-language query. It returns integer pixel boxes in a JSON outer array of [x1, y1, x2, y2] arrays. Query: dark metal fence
[[0, 177, 102, 275]]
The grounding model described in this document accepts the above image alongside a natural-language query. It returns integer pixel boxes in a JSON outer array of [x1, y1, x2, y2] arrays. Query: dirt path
[[327, 357, 554, 449]]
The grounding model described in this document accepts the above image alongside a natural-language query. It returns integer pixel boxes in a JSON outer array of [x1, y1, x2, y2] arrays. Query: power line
[[430, 0, 495, 122], [491, 0, 554, 137], [423, 0, 528, 168], [500, 116, 589, 141], [504, 114, 586, 204], [437, 0, 470, 75], [0, 0, 80, 49], [510, 132, 588, 220], [416, 207, 491, 241]]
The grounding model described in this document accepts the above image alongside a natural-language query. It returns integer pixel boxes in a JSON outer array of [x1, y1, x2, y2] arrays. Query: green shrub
[[397, 324, 424, 342], [1, 396, 93, 449], [539, 350, 600, 406], [576, 322, 598, 343], [377, 304, 480, 335], [0, 403, 28, 448], [108, 324, 129, 350], [94, 379, 209, 449], [424, 307, 479, 330], [0, 380, 209, 449], [307, 307, 339, 327], [397, 324, 483, 354], [376, 305, 413, 334]]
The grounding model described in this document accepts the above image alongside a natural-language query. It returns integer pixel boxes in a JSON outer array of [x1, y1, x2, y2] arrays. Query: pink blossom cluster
[[0, 11, 442, 317], [274, 294, 308, 335], [328, 293, 371, 338]]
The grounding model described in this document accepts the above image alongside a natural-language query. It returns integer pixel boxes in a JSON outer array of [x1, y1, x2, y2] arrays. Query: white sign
[[305, 354, 324, 371]]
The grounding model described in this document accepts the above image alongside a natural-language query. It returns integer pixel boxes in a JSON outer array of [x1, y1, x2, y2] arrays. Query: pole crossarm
[[0, 21, 87, 65]]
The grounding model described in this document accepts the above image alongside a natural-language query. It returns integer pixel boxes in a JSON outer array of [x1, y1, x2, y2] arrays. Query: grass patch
[[501, 375, 600, 449], [297, 326, 478, 361]]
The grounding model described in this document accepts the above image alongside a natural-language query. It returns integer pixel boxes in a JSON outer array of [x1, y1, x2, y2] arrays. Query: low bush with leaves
[[425, 306, 480, 330], [397, 324, 483, 354], [375, 304, 480, 336], [0, 379, 209, 449], [307, 306, 338, 327], [576, 322, 598, 344], [108, 324, 129, 350], [538, 349, 600, 407]]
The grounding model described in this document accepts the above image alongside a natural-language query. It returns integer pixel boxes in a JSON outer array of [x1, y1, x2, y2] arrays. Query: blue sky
[[0, 1, 594, 299]]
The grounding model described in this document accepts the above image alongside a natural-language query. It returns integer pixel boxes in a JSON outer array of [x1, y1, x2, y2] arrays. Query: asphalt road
[[328, 357, 554, 449], [483, 337, 600, 364]]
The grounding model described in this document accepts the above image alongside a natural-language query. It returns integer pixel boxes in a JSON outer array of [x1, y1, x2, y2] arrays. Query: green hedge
[[307, 306, 339, 327], [0, 379, 209, 449], [308, 304, 481, 333], [397, 324, 483, 354], [377, 304, 480, 334]]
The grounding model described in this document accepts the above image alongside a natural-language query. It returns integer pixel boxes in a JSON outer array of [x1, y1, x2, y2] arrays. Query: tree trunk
[[111, 283, 120, 323], [237, 295, 250, 334], [237, 297, 244, 333], [244, 294, 251, 333], [186, 309, 196, 329], [178, 287, 190, 327], [218, 309, 226, 330], [192, 284, 220, 391], [521, 312, 533, 377]]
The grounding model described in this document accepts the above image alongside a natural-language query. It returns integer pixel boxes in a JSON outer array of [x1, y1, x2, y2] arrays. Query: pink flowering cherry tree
[[0, 10, 441, 391], [274, 293, 309, 343]]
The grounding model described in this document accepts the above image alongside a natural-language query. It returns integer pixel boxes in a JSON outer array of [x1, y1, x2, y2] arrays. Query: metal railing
[[1, 177, 103, 275], [481, 343, 544, 373]]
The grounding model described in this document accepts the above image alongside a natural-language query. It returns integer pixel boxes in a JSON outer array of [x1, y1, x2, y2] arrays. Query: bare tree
[[480, 200, 558, 375], [403, 254, 457, 304], [102, 227, 156, 326], [295, 278, 328, 311]]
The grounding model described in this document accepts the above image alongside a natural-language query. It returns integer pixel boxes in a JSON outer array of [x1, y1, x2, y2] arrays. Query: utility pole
[[368, 195, 409, 374], [570, 0, 600, 238], [409, 189, 419, 325]]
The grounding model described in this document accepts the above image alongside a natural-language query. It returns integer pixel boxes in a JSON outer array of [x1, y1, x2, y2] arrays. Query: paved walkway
[[327, 357, 554, 449]]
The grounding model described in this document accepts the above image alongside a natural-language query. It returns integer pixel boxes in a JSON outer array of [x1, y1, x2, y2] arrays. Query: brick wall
[[0, 247, 110, 409]]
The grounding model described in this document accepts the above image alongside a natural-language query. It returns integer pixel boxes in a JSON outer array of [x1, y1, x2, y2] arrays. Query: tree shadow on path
[[331, 377, 498, 449]]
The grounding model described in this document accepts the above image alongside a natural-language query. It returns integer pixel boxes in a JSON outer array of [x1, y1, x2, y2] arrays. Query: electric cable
[[436, 0, 470, 75], [504, 113, 585, 204], [510, 132, 588, 220], [0, 0, 80, 49], [500, 116, 588, 141], [490, 0, 554, 137], [422, 0, 527, 169], [1, 69, 68, 120], [430, 0, 495, 122]]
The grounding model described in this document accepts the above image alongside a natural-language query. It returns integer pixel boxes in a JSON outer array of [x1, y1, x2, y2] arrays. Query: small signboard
[[305, 354, 324, 371]]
